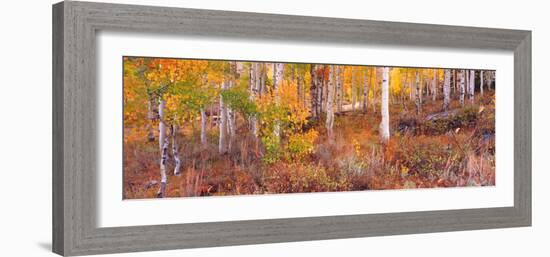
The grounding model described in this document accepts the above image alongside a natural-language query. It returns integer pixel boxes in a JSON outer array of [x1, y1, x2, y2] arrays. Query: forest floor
[[124, 92, 496, 199]]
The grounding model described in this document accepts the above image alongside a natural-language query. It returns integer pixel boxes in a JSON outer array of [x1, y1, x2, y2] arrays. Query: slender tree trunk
[[171, 124, 182, 176], [219, 82, 228, 154], [351, 67, 356, 112], [326, 65, 335, 140], [157, 99, 169, 198], [485, 71, 491, 90], [336, 66, 343, 113], [380, 67, 390, 142], [492, 71, 495, 90], [465, 70, 472, 103], [415, 71, 422, 114], [480, 70, 484, 97], [318, 73, 324, 115], [401, 72, 407, 107], [310, 64, 319, 118], [260, 63, 266, 96], [453, 70, 457, 97], [249, 63, 259, 138], [443, 69, 451, 111], [426, 77, 430, 98], [372, 69, 377, 113], [459, 70, 466, 107], [320, 67, 326, 114], [273, 63, 284, 139], [227, 62, 239, 152], [420, 73, 423, 111], [432, 69, 437, 101], [409, 80, 414, 101], [146, 94, 158, 142], [468, 70, 475, 104]]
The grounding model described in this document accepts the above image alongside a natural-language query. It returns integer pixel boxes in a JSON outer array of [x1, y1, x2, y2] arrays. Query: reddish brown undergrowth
[[124, 93, 495, 199]]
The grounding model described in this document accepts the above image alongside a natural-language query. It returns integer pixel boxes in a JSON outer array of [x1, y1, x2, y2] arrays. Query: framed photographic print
[[52, 1, 531, 256]]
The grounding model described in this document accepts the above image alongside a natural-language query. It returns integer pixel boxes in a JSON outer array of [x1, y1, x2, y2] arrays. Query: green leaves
[[173, 81, 216, 110], [220, 86, 257, 117]]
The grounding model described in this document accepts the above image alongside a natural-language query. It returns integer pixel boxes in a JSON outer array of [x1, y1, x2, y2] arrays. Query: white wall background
[[0, 0, 547, 256]]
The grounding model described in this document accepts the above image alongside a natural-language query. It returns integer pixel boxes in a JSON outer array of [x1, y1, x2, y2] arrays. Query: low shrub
[[286, 129, 319, 161], [261, 134, 282, 164], [394, 137, 458, 177], [264, 163, 351, 193]]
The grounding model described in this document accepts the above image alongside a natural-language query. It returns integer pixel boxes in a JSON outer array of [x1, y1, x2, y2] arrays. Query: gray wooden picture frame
[[52, 1, 531, 256]]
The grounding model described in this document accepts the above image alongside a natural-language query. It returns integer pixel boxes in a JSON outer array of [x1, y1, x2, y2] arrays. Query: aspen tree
[[362, 67, 369, 113], [380, 67, 390, 142], [326, 65, 335, 140], [468, 70, 475, 104], [432, 69, 437, 101], [351, 67, 356, 111], [219, 81, 229, 154], [415, 70, 422, 114], [336, 66, 343, 113], [459, 70, 466, 107], [480, 70, 484, 97], [171, 124, 181, 175], [273, 63, 284, 139], [310, 64, 319, 118], [249, 63, 259, 138], [443, 69, 451, 111], [157, 99, 169, 197]]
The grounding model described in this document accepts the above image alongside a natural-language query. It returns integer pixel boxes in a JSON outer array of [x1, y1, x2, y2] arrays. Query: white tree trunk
[[432, 69, 437, 101], [171, 124, 181, 176], [467, 71, 470, 98], [336, 66, 343, 113], [480, 70, 484, 97], [260, 63, 266, 95], [459, 70, 466, 107], [380, 67, 390, 142], [310, 64, 319, 118], [326, 65, 335, 140], [249, 63, 259, 138], [321, 71, 327, 113], [415, 71, 422, 114], [453, 70, 457, 96], [492, 71, 495, 90], [157, 99, 169, 198], [227, 62, 240, 152], [219, 82, 228, 154], [409, 83, 414, 101], [443, 69, 451, 111], [146, 94, 157, 142], [468, 70, 475, 104], [351, 67, 356, 112], [273, 63, 284, 139]]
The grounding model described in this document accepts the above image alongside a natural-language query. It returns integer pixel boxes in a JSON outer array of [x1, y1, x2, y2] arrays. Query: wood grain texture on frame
[[52, 1, 531, 256]]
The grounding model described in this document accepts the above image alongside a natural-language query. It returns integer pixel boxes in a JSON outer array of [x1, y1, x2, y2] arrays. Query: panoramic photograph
[[123, 57, 496, 199]]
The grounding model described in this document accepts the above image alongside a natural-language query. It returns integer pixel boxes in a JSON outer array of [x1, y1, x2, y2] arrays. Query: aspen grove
[[123, 57, 496, 199]]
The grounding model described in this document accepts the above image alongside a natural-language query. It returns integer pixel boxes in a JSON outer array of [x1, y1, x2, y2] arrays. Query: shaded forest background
[[123, 57, 496, 199]]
